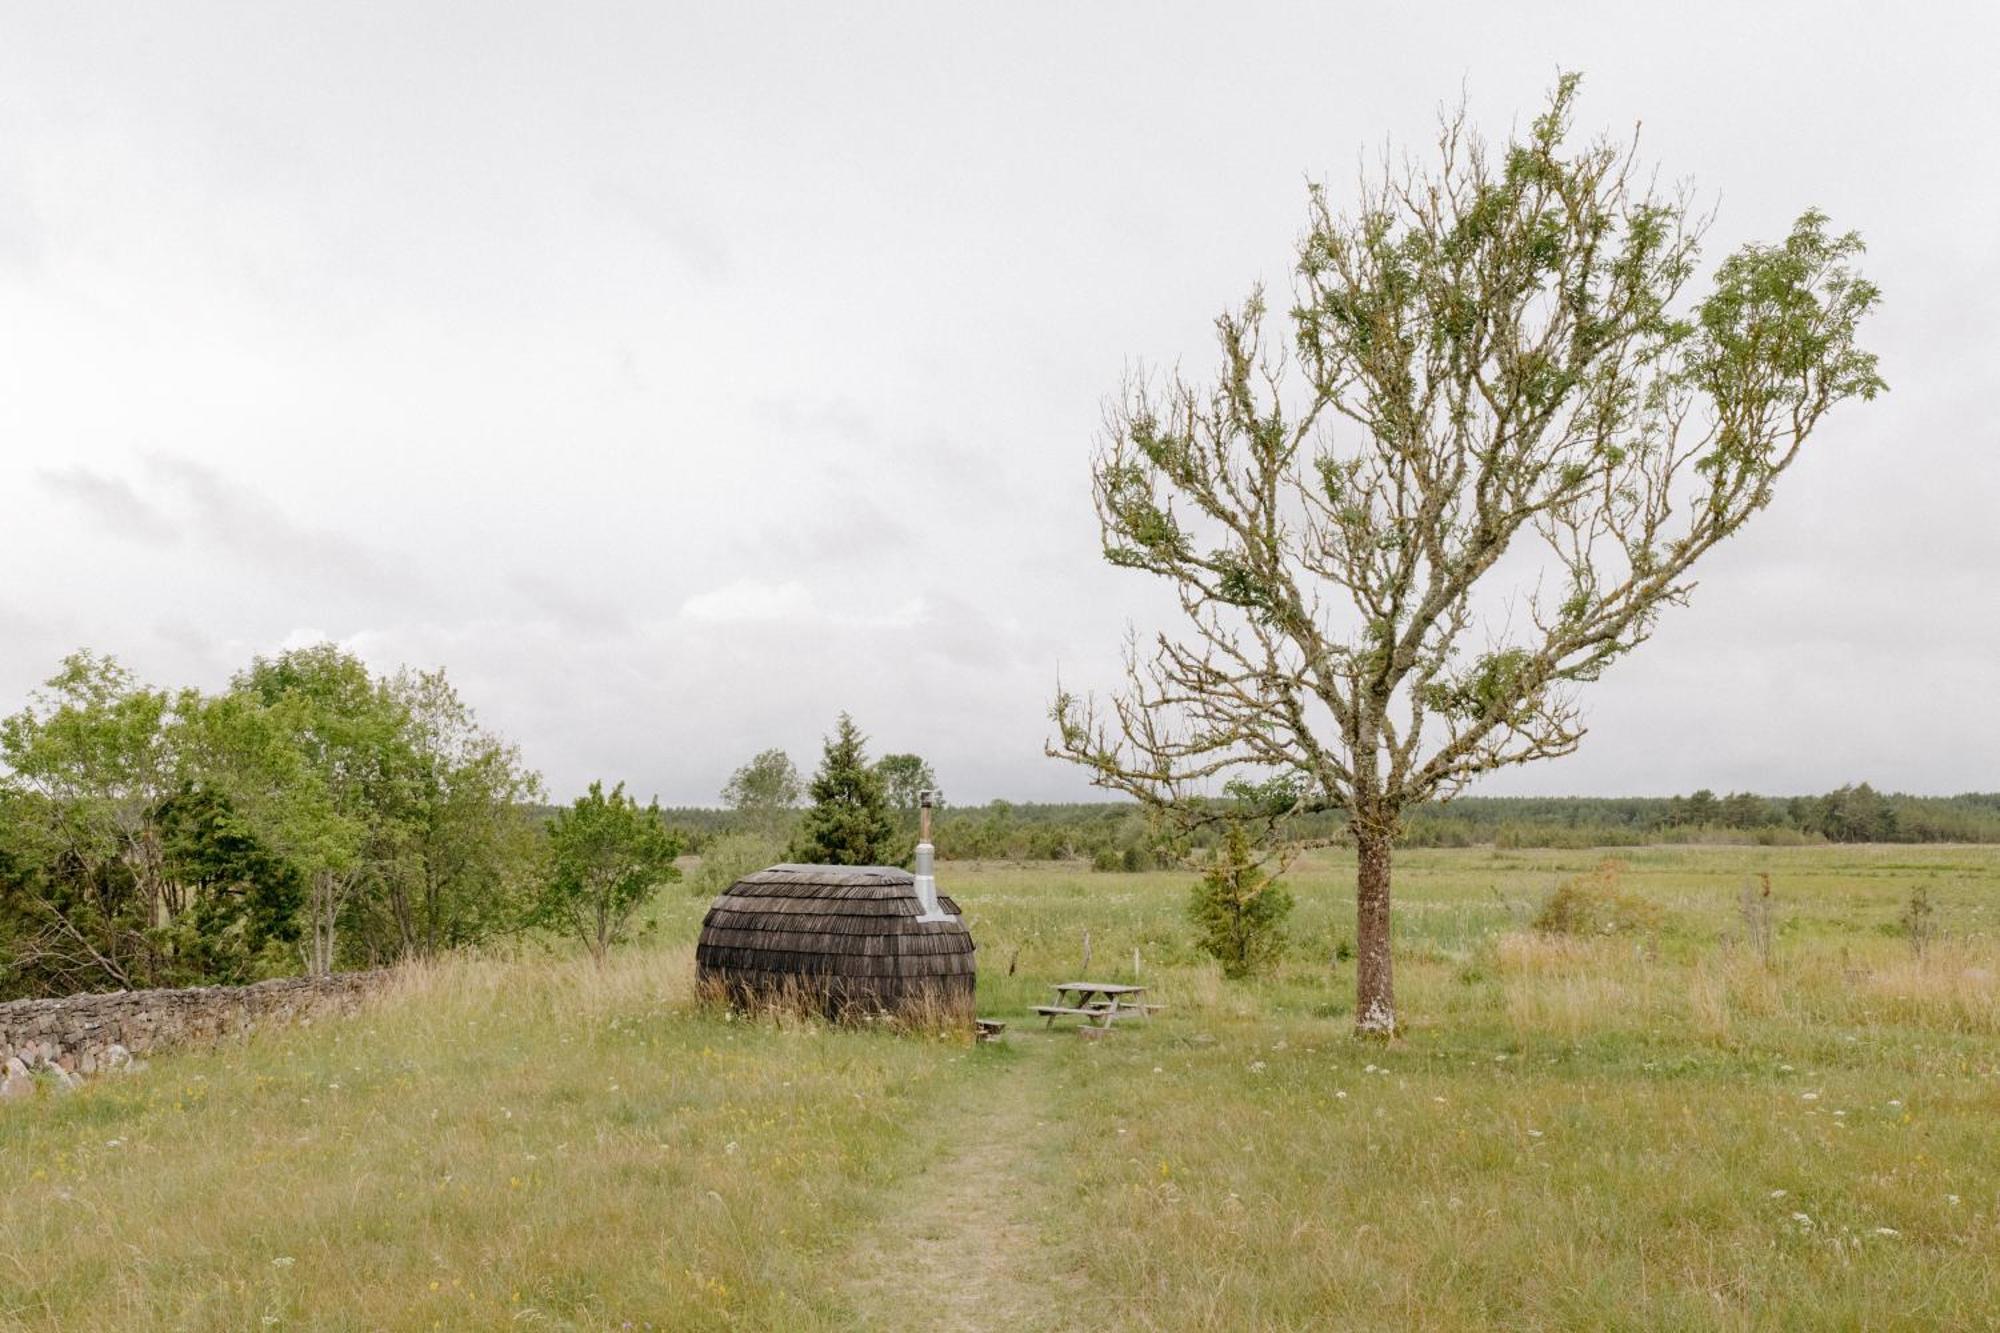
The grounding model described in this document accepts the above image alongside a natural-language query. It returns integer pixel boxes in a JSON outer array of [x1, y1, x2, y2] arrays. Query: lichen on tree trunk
[[1353, 822, 1395, 1035]]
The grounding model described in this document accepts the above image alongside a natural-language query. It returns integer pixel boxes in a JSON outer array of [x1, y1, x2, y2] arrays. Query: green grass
[[4, 845, 1999, 1329]]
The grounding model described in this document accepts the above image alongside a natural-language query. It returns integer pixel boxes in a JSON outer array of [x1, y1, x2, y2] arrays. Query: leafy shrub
[[1530, 860, 1663, 937], [688, 830, 786, 900], [1187, 825, 1292, 978]]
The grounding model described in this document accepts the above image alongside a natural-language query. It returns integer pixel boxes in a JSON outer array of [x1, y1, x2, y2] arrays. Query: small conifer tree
[[789, 713, 899, 866], [1187, 824, 1293, 979]]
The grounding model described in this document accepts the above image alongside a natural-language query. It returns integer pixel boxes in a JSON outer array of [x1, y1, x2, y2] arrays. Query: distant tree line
[[671, 784, 2000, 871], [692, 787, 1995, 866]]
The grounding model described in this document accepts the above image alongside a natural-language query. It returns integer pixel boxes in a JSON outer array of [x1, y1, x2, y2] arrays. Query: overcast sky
[[2, 2, 1995, 804]]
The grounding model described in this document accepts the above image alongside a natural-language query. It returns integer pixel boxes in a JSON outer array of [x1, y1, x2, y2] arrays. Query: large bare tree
[[1050, 77, 1883, 1034]]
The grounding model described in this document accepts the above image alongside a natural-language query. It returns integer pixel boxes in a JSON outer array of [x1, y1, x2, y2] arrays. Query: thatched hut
[[695, 863, 976, 1017]]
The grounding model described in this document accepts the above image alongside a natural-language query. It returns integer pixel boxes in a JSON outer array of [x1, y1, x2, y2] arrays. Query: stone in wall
[[0, 971, 389, 1087]]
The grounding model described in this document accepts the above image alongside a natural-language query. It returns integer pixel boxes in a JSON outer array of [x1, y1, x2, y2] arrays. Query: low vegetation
[[4, 845, 1997, 1329], [1529, 858, 1665, 937]]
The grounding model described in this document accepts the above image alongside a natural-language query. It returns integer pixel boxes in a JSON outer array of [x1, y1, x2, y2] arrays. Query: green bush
[[1187, 825, 1292, 978], [1530, 860, 1664, 937], [688, 830, 786, 900]]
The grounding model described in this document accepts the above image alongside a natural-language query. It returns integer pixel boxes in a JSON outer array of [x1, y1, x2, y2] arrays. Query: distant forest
[[660, 784, 2000, 870]]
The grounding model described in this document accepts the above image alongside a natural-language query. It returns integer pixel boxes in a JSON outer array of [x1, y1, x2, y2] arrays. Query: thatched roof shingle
[[695, 864, 975, 1014]]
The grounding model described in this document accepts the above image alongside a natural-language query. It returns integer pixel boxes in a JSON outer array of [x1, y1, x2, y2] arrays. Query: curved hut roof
[[695, 864, 975, 1014]]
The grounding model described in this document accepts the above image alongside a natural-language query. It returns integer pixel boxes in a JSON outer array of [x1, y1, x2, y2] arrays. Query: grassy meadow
[[3, 845, 1998, 1330]]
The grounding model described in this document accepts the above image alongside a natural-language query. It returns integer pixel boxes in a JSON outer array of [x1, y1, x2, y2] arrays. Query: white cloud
[[680, 580, 815, 624]]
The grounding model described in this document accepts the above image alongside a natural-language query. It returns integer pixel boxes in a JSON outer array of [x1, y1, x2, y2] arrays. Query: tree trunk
[[1353, 821, 1395, 1035]]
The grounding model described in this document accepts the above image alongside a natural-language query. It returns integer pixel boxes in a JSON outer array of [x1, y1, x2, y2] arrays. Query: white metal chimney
[[911, 789, 954, 922]]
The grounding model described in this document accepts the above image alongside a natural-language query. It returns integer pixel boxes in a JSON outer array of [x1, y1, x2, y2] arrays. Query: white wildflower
[[1873, 1227, 1900, 1237]]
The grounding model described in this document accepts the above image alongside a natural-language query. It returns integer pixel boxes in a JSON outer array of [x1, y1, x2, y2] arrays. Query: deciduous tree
[[720, 748, 802, 837], [531, 781, 681, 963], [1052, 76, 1883, 1034]]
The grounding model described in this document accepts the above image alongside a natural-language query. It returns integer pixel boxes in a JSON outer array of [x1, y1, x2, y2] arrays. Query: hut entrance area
[[695, 864, 976, 1019]]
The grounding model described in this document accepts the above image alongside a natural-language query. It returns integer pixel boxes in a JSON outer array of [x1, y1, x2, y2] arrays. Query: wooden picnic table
[[1034, 981, 1162, 1029]]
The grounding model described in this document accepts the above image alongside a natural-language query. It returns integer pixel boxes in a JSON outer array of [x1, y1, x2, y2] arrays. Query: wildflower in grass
[[1873, 1227, 1900, 1237], [1791, 1212, 1814, 1229]]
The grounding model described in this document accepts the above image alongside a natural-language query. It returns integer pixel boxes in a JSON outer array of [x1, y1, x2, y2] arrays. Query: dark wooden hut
[[695, 864, 975, 1016]]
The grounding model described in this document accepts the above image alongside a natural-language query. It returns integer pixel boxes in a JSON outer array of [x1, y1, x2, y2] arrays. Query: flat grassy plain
[[2, 845, 1998, 1330]]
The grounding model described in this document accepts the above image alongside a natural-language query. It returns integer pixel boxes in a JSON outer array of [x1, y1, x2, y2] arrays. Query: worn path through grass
[[837, 1028, 1091, 1332]]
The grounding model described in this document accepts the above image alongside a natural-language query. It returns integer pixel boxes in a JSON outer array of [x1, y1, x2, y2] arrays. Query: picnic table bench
[[1034, 981, 1164, 1029]]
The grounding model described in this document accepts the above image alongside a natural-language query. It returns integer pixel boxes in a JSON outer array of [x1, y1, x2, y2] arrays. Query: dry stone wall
[[0, 971, 388, 1090]]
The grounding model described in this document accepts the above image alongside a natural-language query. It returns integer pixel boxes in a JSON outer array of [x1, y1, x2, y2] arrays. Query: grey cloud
[[38, 467, 182, 545], [142, 454, 413, 597], [751, 395, 878, 446], [595, 182, 731, 280], [506, 570, 632, 635]]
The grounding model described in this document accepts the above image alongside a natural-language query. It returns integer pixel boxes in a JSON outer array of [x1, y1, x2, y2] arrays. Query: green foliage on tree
[[720, 748, 802, 825], [873, 753, 940, 822], [1811, 783, 1899, 843], [370, 668, 544, 959], [789, 714, 899, 867], [156, 781, 304, 982], [0, 644, 544, 996], [530, 781, 682, 963], [1187, 824, 1293, 979], [0, 652, 181, 993]]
